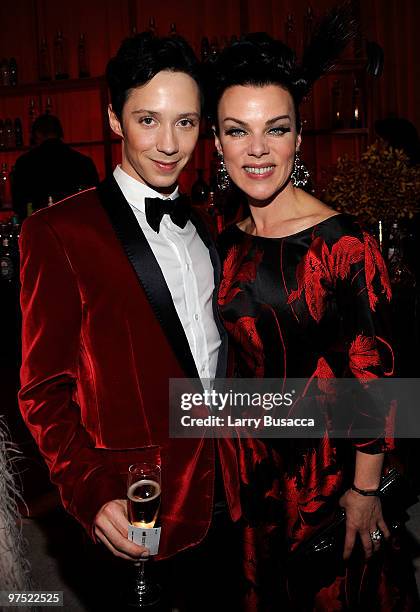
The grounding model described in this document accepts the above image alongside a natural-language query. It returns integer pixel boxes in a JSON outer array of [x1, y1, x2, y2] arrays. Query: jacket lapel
[[97, 176, 199, 379]]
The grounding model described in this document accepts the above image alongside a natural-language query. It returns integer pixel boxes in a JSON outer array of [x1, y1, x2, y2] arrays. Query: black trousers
[[77, 502, 245, 612]]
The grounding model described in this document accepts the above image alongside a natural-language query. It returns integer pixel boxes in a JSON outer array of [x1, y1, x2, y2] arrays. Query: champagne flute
[[127, 462, 162, 608]]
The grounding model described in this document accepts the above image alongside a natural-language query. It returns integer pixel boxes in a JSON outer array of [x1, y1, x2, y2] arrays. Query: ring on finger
[[370, 528, 383, 542]]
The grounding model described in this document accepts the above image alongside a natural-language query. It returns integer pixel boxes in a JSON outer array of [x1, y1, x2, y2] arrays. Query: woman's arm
[[340, 450, 390, 559]]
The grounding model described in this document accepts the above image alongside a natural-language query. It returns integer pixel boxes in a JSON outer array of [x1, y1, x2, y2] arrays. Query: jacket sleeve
[[19, 213, 125, 538]]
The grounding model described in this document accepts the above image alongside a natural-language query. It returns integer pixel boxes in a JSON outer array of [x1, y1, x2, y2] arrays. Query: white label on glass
[[127, 525, 161, 556]]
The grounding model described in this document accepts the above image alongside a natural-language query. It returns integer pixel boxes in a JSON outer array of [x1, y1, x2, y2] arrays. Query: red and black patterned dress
[[217, 213, 419, 611]]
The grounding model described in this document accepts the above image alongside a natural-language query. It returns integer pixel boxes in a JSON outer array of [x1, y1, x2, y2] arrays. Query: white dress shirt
[[113, 165, 221, 380]]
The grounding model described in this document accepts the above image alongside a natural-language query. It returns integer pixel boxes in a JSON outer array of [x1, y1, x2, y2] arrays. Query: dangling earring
[[291, 150, 310, 187], [217, 153, 231, 191]]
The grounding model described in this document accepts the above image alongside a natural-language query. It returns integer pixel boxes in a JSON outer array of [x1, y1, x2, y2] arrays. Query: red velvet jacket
[[18, 176, 241, 560]]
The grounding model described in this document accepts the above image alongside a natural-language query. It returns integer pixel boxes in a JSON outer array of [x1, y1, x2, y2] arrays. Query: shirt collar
[[113, 165, 179, 215]]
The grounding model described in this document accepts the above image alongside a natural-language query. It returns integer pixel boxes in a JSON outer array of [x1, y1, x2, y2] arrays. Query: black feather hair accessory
[[203, 1, 358, 121], [294, 1, 358, 101]]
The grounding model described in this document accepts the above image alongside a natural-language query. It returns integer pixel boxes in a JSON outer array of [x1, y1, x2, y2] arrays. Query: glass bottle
[[14, 118, 23, 148], [207, 191, 224, 233], [387, 221, 415, 287], [169, 23, 177, 37], [78, 33, 90, 78], [0, 235, 14, 282], [4, 119, 14, 150], [220, 35, 229, 50], [0, 120, 5, 150], [148, 17, 157, 37], [351, 79, 362, 128], [284, 14, 297, 52], [45, 96, 53, 115], [0, 58, 10, 86], [9, 58, 18, 86], [54, 29, 69, 79], [201, 37, 210, 62], [0, 163, 8, 205], [303, 6, 314, 49], [28, 98, 37, 136], [210, 37, 219, 59], [191, 169, 210, 205], [332, 80, 344, 129], [39, 37, 52, 81]]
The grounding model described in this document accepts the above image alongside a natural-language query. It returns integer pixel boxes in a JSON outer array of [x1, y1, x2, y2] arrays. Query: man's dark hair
[[31, 114, 64, 140], [106, 32, 202, 121]]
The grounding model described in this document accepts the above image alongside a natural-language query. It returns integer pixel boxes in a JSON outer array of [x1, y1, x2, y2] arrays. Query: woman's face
[[215, 84, 301, 202]]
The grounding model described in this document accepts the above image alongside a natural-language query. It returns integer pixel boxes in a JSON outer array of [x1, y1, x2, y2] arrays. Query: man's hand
[[93, 499, 149, 560]]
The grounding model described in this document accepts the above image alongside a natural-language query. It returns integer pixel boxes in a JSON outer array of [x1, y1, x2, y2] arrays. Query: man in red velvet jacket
[[19, 33, 241, 608]]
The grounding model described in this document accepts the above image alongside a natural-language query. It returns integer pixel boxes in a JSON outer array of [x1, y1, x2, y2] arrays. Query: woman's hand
[[339, 489, 390, 560]]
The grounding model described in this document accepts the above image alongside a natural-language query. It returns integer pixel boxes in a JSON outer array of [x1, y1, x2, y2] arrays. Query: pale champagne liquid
[[127, 479, 161, 528]]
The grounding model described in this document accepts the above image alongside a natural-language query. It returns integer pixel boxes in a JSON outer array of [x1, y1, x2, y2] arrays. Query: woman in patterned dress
[[207, 9, 419, 611]]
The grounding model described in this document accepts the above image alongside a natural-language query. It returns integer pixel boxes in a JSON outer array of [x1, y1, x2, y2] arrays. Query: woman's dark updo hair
[[207, 33, 304, 132], [206, 1, 356, 133]]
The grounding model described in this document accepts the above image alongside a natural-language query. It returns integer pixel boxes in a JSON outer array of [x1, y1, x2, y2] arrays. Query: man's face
[[109, 70, 201, 194]]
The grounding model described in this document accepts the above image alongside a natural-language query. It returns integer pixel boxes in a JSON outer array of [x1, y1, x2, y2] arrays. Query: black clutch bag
[[288, 468, 417, 568]]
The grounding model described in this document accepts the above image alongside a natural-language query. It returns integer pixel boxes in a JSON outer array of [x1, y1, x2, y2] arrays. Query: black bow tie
[[144, 194, 191, 233]]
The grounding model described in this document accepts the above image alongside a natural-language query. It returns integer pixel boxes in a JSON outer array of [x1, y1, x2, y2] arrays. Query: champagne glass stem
[[134, 559, 147, 596]]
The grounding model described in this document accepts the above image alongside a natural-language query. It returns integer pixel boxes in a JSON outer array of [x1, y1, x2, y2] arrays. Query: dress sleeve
[[332, 225, 394, 454]]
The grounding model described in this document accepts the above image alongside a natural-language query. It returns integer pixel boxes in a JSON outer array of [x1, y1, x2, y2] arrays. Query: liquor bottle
[[387, 222, 399, 263], [4, 118, 14, 149], [191, 169, 210, 205], [54, 29, 69, 79], [148, 17, 157, 37], [78, 33, 90, 78], [209, 151, 219, 192], [0, 120, 5, 150], [331, 80, 344, 129], [220, 35, 229, 50], [45, 96, 53, 115], [9, 58, 18, 86], [28, 98, 37, 140], [284, 14, 297, 52], [0, 234, 14, 282], [303, 6, 314, 49], [169, 23, 177, 37], [210, 37, 219, 59], [387, 221, 415, 287], [26, 202, 33, 217], [351, 79, 362, 128], [14, 118, 23, 148], [0, 58, 10, 86], [207, 191, 224, 234], [0, 163, 8, 206], [39, 37, 52, 81], [201, 37, 210, 62], [300, 93, 314, 130]]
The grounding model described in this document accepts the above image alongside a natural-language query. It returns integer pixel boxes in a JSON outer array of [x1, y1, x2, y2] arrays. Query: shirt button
[[186, 263, 190, 271], [194, 314, 199, 321]]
